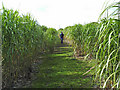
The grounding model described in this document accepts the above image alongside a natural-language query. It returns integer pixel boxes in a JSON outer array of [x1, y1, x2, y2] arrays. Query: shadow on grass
[[28, 43, 95, 88]]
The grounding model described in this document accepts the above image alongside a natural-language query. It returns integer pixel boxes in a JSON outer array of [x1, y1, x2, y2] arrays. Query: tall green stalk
[[2, 6, 59, 88], [94, 1, 120, 88]]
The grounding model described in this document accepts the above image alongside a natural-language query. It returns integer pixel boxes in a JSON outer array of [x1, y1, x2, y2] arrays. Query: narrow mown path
[[26, 43, 96, 88]]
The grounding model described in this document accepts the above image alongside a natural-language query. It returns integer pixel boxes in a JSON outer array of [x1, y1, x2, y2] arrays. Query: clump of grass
[[94, 1, 120, 88], [61, 1, 120, 88], [2, 6, 59, 88]]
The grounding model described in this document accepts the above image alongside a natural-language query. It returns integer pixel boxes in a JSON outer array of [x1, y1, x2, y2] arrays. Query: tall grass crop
[[94, 1, 120, 88], [63, 23, 99, 58], [2, 6, 59, 88], [62, 1, 119, 88]]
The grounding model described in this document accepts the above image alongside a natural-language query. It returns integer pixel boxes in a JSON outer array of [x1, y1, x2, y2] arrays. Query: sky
[[0, 0, 119, 30]]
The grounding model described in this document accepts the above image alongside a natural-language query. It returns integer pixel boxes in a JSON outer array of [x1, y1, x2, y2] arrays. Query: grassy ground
[[27, 43, 96, 88]]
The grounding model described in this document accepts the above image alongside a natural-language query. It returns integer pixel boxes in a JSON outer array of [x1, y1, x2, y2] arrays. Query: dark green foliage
[[40, 25, 48, 32]]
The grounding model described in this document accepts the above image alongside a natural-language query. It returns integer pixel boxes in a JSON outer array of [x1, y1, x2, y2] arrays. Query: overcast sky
[[0, 0, 119, 30]]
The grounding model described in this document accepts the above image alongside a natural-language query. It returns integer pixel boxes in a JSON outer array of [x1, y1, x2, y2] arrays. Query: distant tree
[[41, 25, 48, 32], [58, 28, 63, 31], [46, 28, 57, 35], [58, 28, 63, 34]]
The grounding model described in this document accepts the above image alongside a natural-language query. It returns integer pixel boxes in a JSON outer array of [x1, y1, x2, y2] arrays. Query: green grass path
[[28, 43, 95, 88]]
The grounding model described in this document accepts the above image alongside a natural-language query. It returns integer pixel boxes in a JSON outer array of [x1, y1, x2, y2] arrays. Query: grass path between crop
[[26, 43, 96, 88]]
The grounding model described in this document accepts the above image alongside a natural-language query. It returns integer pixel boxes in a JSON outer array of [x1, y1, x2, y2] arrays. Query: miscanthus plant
[[2, 6, 59, 88], [94, 1, 120, 88], [63, 1, 119, 88], [44, 28, 59, 52], [63, 24, 84, 56], [63, 23, 98, 58]]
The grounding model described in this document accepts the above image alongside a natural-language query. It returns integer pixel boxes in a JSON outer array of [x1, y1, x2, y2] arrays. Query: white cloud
[[1, 0, 119, 29]]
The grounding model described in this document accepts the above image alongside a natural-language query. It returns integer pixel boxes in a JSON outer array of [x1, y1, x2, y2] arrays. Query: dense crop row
[[63, 22, 99, 58], [94, 2, 120, 88], [1, 1, 119, 89], [2, 7, 59, 88], [61, 2, 120, 88]]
